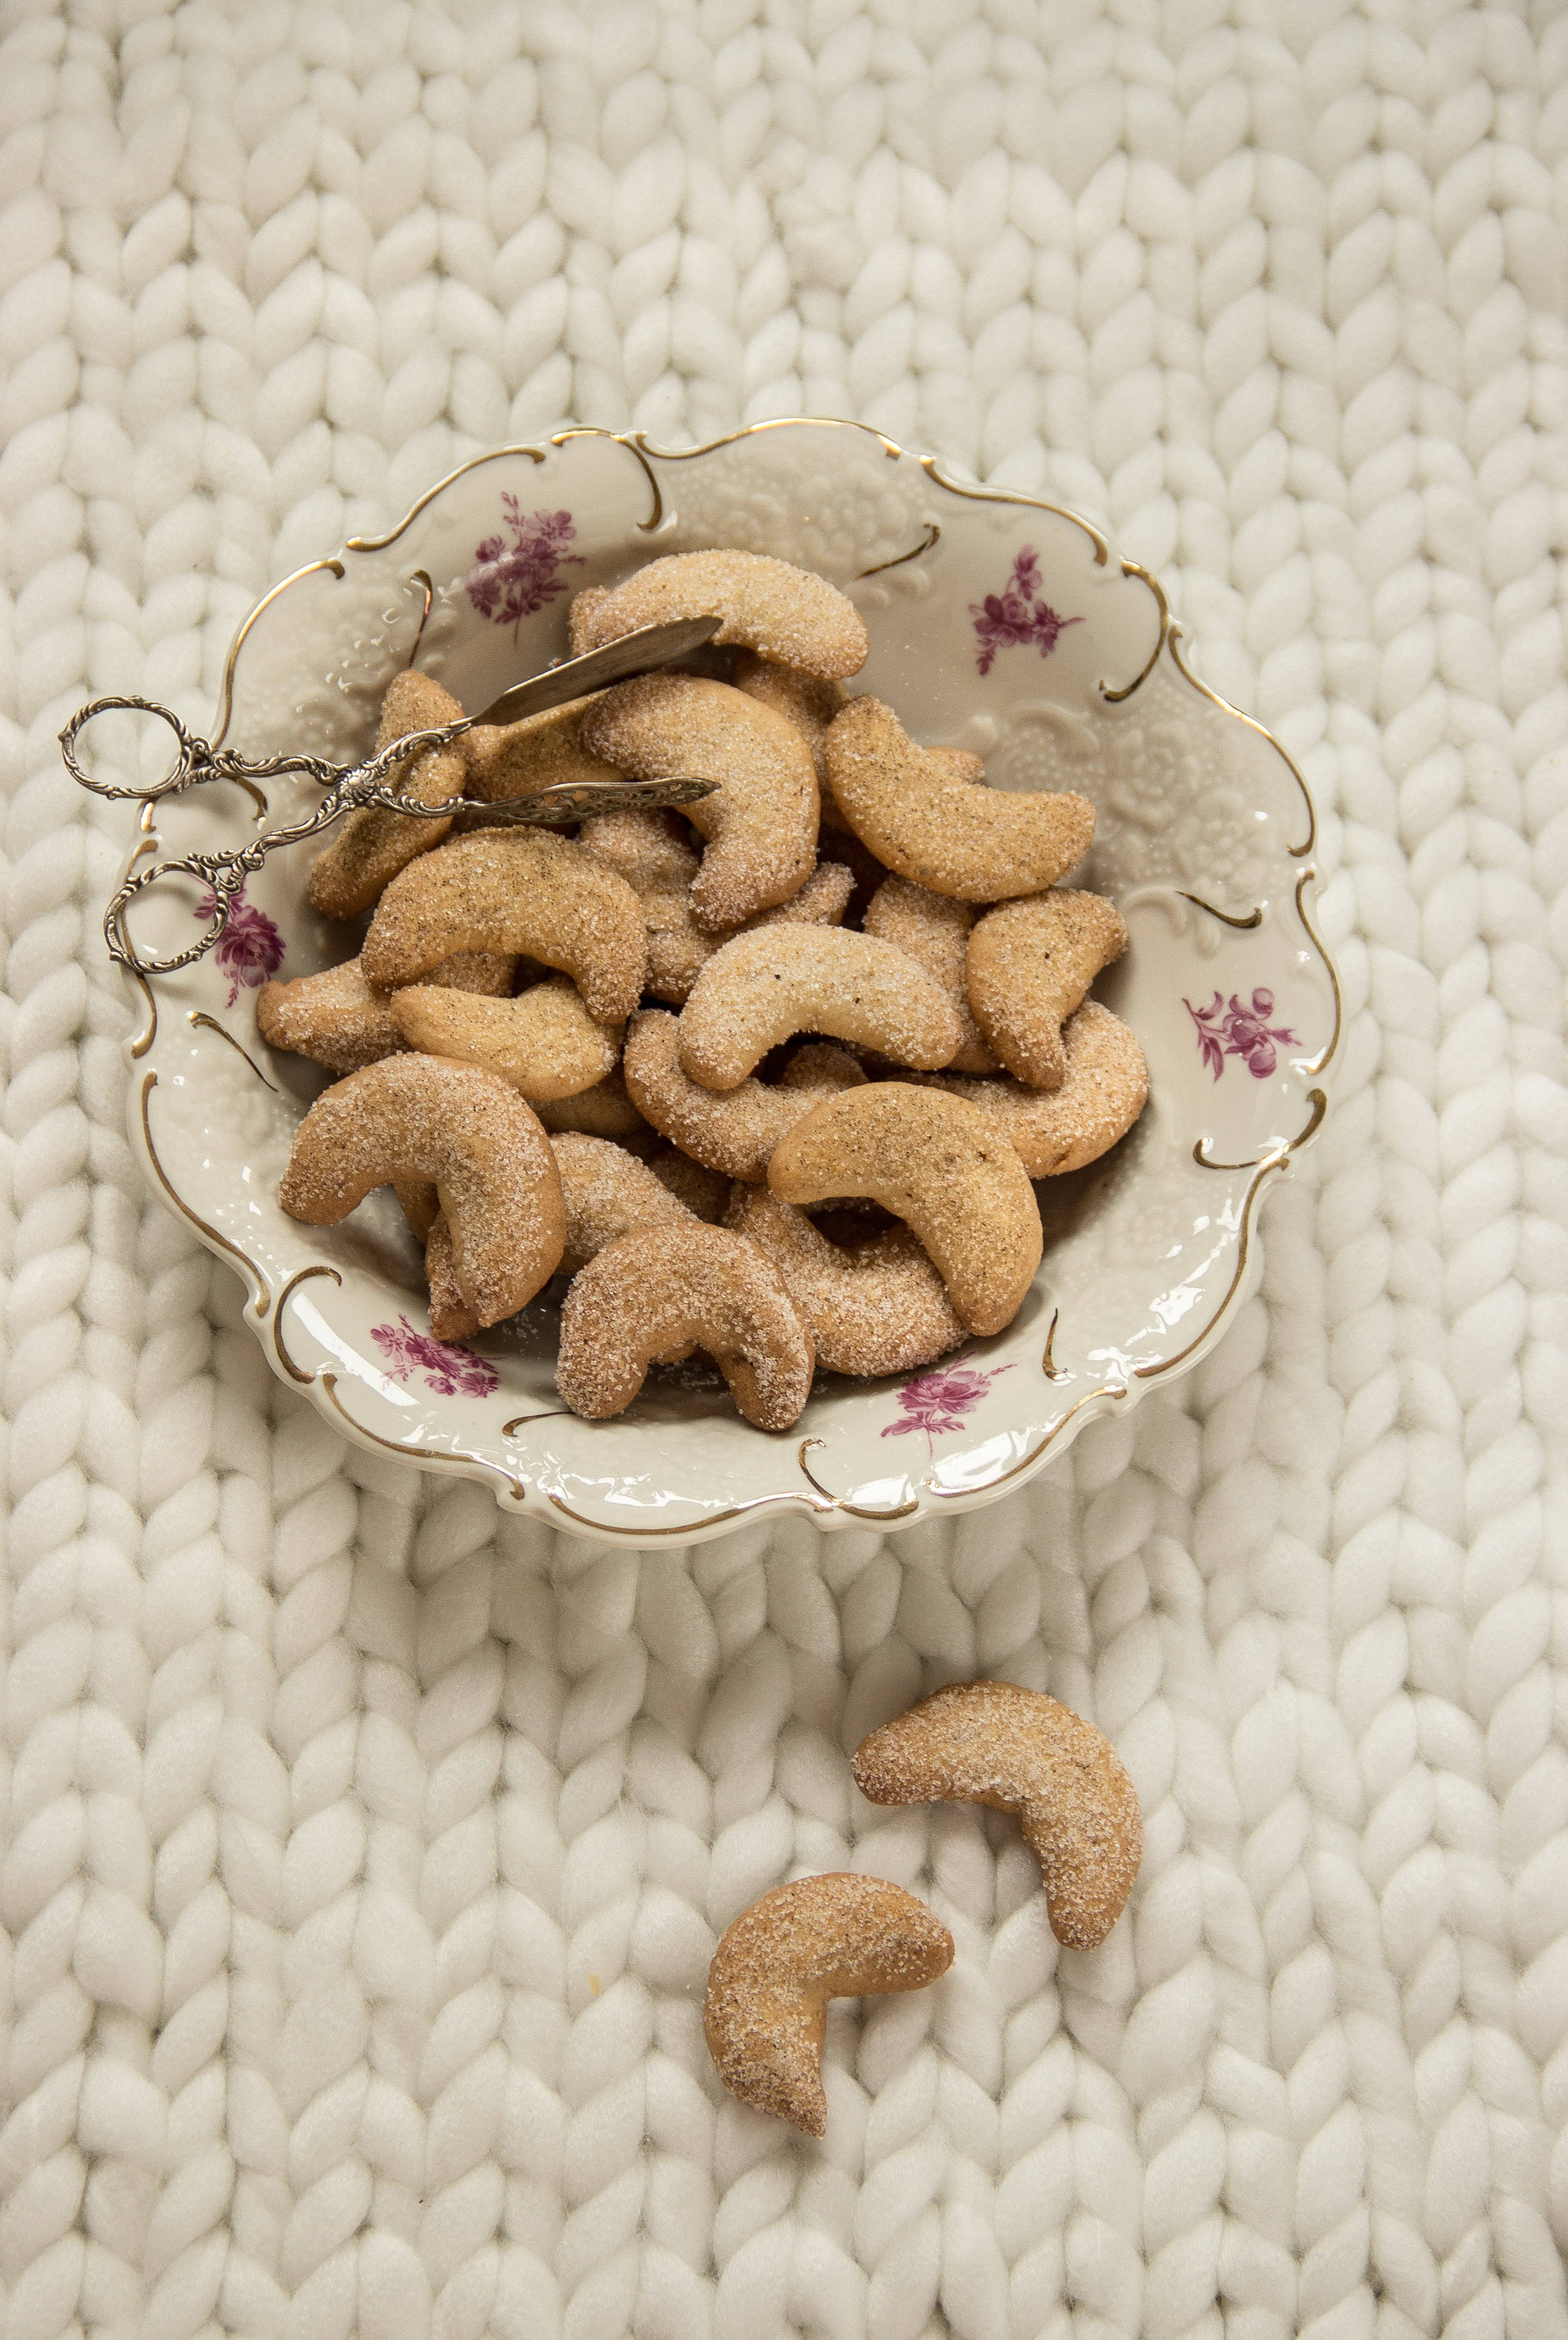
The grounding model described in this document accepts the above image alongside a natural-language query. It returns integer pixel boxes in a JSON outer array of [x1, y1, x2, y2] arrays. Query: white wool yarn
[[3, 3, 1566, 2337]]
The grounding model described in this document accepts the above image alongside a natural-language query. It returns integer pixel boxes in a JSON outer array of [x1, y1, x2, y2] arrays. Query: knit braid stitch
[[3, 2, 1566, 2337]]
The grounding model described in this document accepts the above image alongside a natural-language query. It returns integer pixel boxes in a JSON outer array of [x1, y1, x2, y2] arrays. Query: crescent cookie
[[966, 889, 1129, 1089], [462, 693, 626, 802], [581, 674, 818, 932], [552, 1132, 697, 1275], [677, 927, 962, 1091], [279, 1054, 565, 1327], [916, 1000, 1149, 1175], [852, 1681, 1141, 1950], [582, 811, 851, 1005], [768, 1083, 1043, 1336], [569, 549, 868, 680], [704, 1875, 953, 2136], [726, 1186, 966, 1377], [623, 1012, 866, 1181], [256, 950, 515, 1075], [389, 975, 621, 1101], [557, 1226, 816, 1430], [307, 670, 468, 918], [864, 876, 998, 1075], [824, 697, 1096, 901], [360, 828, 647, 1022], [531, 1065, 652, 1143], [644, 1144, 731, 1223]]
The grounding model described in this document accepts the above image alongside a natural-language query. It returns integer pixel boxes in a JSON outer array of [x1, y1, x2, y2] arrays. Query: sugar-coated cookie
[[425, 1213, 481, 1343], [704, 1874, 954, 2136], [677, 927, 962, 1091], [624, 1011, 866, 1181], [390, 975, 621, 1101], [531, 1065, 652, 1142], [552, 1132, 696, 1275], [279, 1054, 565, 1327], [917, 1000, 1148, 1175], [581, 674, 818, 931], [825, 697, 1095, 901], [966, 889, 1128, 1089], [307, 670, 468, 917], [570, 549, 869, 680], [864, 875, 998, 1075], [644, 1144, 731, 1222], [768, 1082, 1043, 1335], [257, 950, 515, 1075], [726, 1186, 966, 1376], [360, 828, 647, 1021], [557, 1225, 816, 1429], [853, 1680, 1141, 1950], [462, 693, 625, 802]]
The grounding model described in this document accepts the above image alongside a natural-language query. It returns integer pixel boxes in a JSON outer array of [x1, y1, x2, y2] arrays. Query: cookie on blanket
[[624, 1011, 866, 1181], [726, 1186, 966, 1376], [360, 828, 646, 1021], [677, 927, 962, 1090], [853, 1680, 1142, 1950], [768, 1082, 1043, 1336], [965, 889, 1128, 1089], [704, 1874, 954, 2136], [581, 674, 818, 931], [279, 1054, 565, 1327], [570, 549, 868, 680], [824, 697, 1095, 901], [307, 671, 468, 917], [557, 1225, 816, 1430]]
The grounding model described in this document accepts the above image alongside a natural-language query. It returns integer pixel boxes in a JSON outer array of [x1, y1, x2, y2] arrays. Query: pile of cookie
[[266, 547, 1149, 1429]]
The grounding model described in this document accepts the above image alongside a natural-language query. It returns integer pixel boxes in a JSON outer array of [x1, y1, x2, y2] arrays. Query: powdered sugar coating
[[825, 696, 1096, 902], [864, 875, 997, 1075], [966, 888, 1129, 1089], [570, 549, 869, 680], [307, 669, 468, 917], [726, 1186, 966, 1376], [768, 1082, 1043, 1337], [361, 828, 647, 1021], [279, 1053, 565, 1326], [703, 1874, 954, 2136], [624, 1011, 866, 1181], [678, 927, 962, 1091], [557, 1226, 815, 1429], [852, 1680, 1142, 1950], [581, 674, 818, 931], [916, 1000, 1148, 1176]]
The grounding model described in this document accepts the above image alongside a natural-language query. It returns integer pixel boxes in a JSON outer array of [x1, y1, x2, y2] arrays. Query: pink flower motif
[[969, 546, 1083, 677], [370, 1314, 499, 1398], [882, 1354, 1016, 1451], [464, 499, 585, 641], [195, 885, 283, 1007], [1184, 988, 1298, 1081]]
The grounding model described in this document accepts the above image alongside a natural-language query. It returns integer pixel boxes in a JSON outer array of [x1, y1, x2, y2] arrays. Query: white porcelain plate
[[104, 421, 1338, 1544]]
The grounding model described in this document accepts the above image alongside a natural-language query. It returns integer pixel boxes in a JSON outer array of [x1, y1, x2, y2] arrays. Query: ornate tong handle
[[60, 620, 723, 982]]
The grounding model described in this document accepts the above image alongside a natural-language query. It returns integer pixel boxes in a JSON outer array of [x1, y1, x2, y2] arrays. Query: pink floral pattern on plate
[[1185, 988, 1298, 1081], [464, 500, 584, 640], [970, 547, 1082, 676], [195, 885, 283, 1007], [370, 1315, 500, 1398], [882, 1355, 1016, 1451]]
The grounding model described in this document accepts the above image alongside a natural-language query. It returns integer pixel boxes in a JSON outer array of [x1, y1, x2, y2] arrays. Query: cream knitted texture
[[2, 2, 1566, 2337]]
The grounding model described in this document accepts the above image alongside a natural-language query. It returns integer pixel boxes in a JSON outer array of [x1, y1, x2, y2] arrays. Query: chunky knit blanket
[[4, 3, 1566, 2336]]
